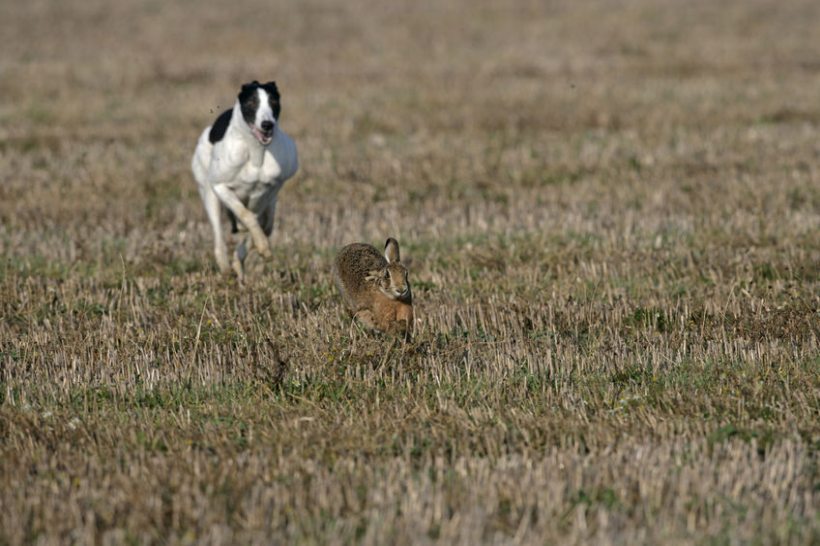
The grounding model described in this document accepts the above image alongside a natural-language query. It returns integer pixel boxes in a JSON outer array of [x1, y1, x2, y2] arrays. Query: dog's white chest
[[238, 149, 282, 184]]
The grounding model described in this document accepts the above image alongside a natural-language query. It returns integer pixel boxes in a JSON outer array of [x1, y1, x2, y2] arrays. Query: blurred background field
[[0, 0, 818, 544]]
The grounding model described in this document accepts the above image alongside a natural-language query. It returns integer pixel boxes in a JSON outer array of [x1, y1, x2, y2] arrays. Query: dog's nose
[[261, 120, 274, 132]]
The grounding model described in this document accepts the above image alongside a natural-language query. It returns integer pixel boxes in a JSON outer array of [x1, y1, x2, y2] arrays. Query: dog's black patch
[[239, 81, 261, 126], [208, 108, 233, 144]]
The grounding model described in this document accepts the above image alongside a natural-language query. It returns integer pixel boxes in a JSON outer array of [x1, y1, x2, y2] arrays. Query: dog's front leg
[[212, 184, 272, 258], [202, 185, 231, 273]]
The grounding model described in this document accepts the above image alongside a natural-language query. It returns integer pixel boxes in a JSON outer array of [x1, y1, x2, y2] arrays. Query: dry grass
[[1, 0, 819, 544]]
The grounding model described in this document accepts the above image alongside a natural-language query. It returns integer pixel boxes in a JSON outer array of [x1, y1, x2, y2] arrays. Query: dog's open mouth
[[251, 125, 273, 145]]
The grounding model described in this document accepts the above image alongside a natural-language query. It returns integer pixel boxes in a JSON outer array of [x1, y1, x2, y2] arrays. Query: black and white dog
[[191, 80, 298, 279]]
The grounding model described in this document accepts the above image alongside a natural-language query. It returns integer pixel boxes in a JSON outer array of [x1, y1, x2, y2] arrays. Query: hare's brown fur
[[333, 239, 413, 337]]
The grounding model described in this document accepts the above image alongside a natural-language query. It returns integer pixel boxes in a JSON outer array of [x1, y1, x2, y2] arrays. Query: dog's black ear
[[263, 81, 280, 98], [240, 81, 259, 92], [238, 81, 259, 101]]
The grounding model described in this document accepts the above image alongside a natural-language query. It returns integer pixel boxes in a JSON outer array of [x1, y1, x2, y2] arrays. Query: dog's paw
[[231, 256, 246, 282], [215, 249, 231, 273], [254, 239, 272, 258]]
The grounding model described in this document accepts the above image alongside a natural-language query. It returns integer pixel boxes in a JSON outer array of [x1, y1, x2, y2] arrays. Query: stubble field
[[1, 0, 818, 544]]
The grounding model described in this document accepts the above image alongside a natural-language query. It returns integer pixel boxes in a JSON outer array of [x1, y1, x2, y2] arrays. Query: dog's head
[[238, 80, 281, 145]]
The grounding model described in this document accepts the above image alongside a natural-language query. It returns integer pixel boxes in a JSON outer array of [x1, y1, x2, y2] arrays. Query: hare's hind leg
[[354, 309, 379, 331]]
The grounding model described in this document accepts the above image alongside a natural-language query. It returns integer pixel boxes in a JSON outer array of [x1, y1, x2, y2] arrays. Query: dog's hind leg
[[232, 237, 248, 281], [232, 200, 275, 280], [202, 185, 231, 273], [260, 200, 276, 238]]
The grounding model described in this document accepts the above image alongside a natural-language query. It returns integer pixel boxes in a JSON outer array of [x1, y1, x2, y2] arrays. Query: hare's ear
[[384, 238, 400, 263], [365, 270, 383, 282]]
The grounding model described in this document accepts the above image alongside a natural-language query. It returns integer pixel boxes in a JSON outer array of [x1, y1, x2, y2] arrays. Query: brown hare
[[333, 237, 414, 337]]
